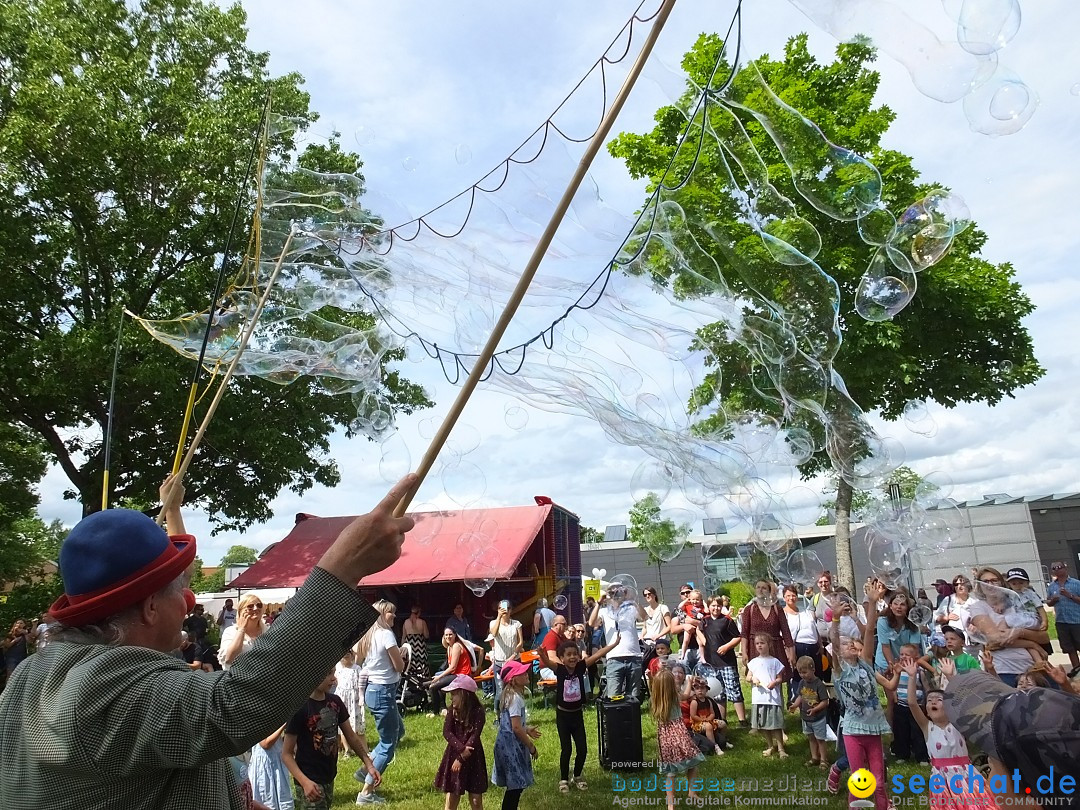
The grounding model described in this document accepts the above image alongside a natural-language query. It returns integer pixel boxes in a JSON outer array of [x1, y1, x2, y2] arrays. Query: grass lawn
[[328, 687, 934, 809]]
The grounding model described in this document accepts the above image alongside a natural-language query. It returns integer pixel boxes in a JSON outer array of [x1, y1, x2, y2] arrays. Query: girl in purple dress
[[435, 674, 487, 810]]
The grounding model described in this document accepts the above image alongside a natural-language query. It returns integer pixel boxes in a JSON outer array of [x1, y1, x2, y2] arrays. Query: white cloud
[[35, 0, 1080, 567]]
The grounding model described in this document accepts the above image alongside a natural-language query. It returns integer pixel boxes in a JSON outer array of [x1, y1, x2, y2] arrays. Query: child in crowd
[[491, 660, 540, 810], [1016, 665, 1052, 691], [650, 667, 705, 810], [829, 583, 897, 810], [675, 590, 708, 663], [789, 656, 829, 769], [892, 643, 929, 763], [902, 659, 998, 810], [249, 724, 293, 810], [334, 650, 364, 742], [549, 634, 618, 792], [704, 595, 746, 726], [434, 674, 487, 810], [647, 638, 672, 678], [282, 669, 378, 810], [746, 632, 786, 759], [921, 626, 981, 689], [688, 676, 730, 756]]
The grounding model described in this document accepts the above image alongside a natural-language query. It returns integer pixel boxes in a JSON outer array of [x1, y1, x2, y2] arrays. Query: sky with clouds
[[37, 0, 1080, 567]]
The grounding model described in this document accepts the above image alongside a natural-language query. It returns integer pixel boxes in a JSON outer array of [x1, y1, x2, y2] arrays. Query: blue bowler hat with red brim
[[50, 508, 197, 627]]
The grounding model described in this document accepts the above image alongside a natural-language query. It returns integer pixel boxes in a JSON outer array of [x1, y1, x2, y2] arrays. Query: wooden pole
[[157, 228, 295, 523], [395, 0, 678, 516]]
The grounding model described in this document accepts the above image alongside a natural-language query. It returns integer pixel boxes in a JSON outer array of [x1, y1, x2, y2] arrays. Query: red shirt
[[539, 629, 562, 667], [449, 643, 472, 675]]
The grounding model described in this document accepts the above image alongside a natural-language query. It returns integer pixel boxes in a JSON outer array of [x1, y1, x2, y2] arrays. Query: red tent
[[231, 501, 556, 588]]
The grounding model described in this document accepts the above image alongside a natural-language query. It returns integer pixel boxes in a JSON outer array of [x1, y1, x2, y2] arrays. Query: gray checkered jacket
[[0, 567, 378, 809]]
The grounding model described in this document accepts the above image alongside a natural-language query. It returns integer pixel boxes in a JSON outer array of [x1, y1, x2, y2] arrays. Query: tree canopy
[[194, 543, 259, 593], [627, 492, 691, 594], [0, 0, 430, 531], [609, 34, 1042, 589]]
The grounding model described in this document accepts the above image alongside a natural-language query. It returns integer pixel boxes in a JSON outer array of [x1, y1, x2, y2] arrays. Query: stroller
[[395, 644, 429, 715]]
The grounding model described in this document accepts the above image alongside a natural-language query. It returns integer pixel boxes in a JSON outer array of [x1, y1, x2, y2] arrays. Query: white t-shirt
[[363, 626, 401, 684], [966, 601, 1034, 675], [786, 609, 820, 645], [490, 619, 521, 664], [218, 608, 236, 630], [747, 655, 784, 706], [218, 625, 255, 671], [644, 603, 670, 640], [599, 602, 641, 658]]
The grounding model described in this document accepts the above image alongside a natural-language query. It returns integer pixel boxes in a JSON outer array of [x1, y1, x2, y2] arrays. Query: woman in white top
[[489, 600, 523, 708], [641, 587, 671, 643], [356, 599, 405, 804], [782, 584, 822, 706], [219, 592, 264, 671], [934, 574, 980, 655]]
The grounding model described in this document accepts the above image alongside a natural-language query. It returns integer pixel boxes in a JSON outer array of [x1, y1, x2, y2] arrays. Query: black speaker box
[[596, 697, 646, 770]]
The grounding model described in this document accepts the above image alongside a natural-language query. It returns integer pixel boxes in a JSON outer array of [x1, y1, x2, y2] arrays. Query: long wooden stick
[[157, 228, 295, 523], [394, 0, 678, 516]]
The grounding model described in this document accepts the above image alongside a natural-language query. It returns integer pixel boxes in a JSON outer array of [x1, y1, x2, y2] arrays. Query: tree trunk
[[656, 561, 665, 600], [834, 477, 856, 593]]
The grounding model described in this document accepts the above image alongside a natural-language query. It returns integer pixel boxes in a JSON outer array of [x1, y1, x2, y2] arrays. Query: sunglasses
[[680, 590, 691, 595], [953, 580, 968, 587], [247, 603, 263, 610], [1051, 565, 1066, 570], [979, 578, 1000, 585]]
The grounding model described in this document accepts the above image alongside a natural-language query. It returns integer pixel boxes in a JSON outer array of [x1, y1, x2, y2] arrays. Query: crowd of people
[[0, 476, 1078, 810]]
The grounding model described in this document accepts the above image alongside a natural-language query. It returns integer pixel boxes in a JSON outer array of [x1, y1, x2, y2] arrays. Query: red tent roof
[[229, 502, 553, 589]]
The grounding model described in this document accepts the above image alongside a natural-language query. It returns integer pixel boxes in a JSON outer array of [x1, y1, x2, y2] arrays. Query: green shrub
[[717, 580, 754, 612]]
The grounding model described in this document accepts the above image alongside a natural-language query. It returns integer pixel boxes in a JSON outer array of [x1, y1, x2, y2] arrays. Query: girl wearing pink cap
[[491, 660, 540, 810], [435, 674, 487, 810]]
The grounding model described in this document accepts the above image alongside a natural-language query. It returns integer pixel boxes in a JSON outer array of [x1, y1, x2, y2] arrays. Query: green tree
[[0, 517, 67, 630], [579, 526, 604, 546], [736, 548, 773, 587], [0, 0, 430, 532], [816, 464, 931, 525], [187, 556, 207, 594], [197, 544, 259, 593], [627, 492, 691, 596], [609, 34, 1042, 591]]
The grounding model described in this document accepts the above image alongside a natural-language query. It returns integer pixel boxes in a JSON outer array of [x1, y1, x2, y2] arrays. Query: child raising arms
[[548, 633, 619, 793], [901, 658, 997, 810]]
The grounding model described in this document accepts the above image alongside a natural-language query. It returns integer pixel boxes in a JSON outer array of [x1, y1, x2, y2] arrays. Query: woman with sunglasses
[[219, 592, 265, 671], [933, 575, 980, 656], [966, 567, 1050, 687]]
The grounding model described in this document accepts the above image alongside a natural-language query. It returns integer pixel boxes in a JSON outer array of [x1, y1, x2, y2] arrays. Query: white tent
[[193, 587, 298, 617]]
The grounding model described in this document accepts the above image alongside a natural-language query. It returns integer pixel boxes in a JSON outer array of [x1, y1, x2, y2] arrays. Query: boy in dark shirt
[[704, 597, 747, 725], [789, 655, 830, 768], [283, 669, 380, 809]]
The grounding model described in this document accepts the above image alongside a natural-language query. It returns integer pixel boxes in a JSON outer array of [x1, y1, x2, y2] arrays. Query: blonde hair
[[650, 667, 679, 725], [236, 593, 265, 629], [355, 599, 397, 663], [501, 670, 526, 711]]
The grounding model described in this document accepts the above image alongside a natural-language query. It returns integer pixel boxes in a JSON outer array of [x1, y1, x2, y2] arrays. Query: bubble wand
[[394, 0, 678, 516]]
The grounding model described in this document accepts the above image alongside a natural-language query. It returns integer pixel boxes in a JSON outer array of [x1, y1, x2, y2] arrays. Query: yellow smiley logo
[[847, 768, 876, 799]]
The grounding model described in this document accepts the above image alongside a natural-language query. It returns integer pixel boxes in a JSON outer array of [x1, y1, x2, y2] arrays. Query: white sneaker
[[356, 792, 386, 805]]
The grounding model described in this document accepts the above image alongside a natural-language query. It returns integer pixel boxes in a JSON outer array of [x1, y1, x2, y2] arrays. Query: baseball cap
[[442, 674, 477, 693], [1005, 567, 1030, 582]]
